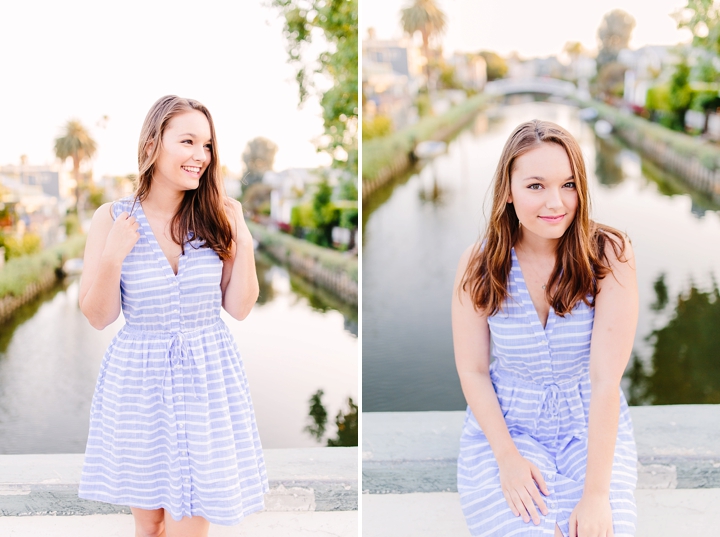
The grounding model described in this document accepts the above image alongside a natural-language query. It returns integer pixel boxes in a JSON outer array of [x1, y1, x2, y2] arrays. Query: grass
[[247, 222, 358, 283], [0, 234, 87, 299], [362, 93, 491, 182]]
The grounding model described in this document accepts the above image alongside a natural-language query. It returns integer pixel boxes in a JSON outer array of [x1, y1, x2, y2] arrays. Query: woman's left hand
[[223, 198, 252, 244], [568, 493, 613, 537]]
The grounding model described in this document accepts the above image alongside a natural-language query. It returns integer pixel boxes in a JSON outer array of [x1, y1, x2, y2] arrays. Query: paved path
[[363, 490, 720, 536], [0, 511, 357, 536]]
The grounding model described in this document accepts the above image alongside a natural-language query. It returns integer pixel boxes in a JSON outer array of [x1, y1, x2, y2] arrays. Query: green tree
[[668, 60, 693, 131], [242, 137, 278, 186], [54, 119, 97, 213], [308, 179, 339, 246], [596, 9, 636, 71], [400, 0, 447, 90], [327, 397, 358, 447], [674, 0, 720, 56], [273, 0, 358, 175], [304, 389, 329, 442], [478, 51, 508, 81]]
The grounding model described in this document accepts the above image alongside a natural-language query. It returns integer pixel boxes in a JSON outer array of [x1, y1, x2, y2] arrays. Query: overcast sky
[[0, 0, 331, 178], [361, 0, 692, 58]]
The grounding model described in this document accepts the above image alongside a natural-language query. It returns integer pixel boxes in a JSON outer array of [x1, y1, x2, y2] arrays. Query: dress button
[[177, 395, 183, 401], [178, 423, 184, 429]]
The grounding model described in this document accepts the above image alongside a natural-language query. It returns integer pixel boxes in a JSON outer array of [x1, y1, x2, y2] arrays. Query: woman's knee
[[131, 507, 165, 537]]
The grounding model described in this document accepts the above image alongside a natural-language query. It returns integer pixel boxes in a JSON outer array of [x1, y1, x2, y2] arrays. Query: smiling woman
[[76, 95, 267, 537], [453, 120, 639, 537]]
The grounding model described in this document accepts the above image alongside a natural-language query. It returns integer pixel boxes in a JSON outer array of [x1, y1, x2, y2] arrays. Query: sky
[[361, 0, 693, 59], [0, 0, 331, 179]]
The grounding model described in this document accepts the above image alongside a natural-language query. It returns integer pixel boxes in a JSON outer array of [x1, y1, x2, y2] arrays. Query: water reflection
[[627, 276, 720, 405], [0, 255, 357, 453], [594, 136, 624, 187], [363, 100, 720, 411], [303, 389, 358, 447]]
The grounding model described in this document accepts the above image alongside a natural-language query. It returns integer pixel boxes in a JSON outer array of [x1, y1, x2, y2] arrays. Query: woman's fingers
[[569, 512, 577, 537], [530, 463, 550, 496], [525, 483, 549, 516], [509, 489, 530, 523], [518, 488, 541, 525]]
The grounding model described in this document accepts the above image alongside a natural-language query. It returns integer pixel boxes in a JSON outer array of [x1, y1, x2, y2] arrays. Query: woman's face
[[508, 142, 578, 242], [152, 110, 212, 192]]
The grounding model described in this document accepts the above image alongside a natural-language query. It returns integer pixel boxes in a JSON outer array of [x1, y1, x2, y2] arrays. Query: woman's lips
[[538, 214, 565, 223]]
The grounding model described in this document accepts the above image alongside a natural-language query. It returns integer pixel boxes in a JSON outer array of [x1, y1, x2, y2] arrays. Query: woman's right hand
[[103, 211, 140, 263], [498, 451, 550, 525]]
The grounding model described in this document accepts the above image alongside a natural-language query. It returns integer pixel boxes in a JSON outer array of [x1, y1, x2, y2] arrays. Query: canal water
[[363, 100, 720, 412], [0, 256, 358, 453]]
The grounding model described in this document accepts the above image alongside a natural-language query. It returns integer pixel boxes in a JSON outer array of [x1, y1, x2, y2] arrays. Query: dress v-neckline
[[511, 247, 554, 332], [137, 203, 184, 278]]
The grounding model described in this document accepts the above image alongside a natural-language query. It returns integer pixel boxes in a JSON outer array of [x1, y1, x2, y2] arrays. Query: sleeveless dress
[[457, 248, 637, 537], [78, 196, 268, 525]]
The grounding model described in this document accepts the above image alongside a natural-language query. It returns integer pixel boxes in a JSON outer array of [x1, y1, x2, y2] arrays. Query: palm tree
[[400, 0, 447, 91], [54, 119, 97, 213]]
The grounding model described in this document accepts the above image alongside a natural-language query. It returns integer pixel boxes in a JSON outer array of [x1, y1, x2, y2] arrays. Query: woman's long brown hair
[[133, 95, 233, 260], [460, 119, 627, 316]]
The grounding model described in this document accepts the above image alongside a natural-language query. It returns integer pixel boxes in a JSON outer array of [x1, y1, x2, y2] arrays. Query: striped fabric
[[78, 197, 268, 525], [458, 248, 637, 536]]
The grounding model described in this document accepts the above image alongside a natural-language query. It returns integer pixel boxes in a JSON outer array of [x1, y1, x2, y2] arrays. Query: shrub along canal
[[363, 100, 720, 412], [0, 254, 357, 453]]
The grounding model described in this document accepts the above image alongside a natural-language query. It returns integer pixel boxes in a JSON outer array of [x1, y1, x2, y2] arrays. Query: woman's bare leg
[[555, 523, 564, 537], [131, 507, 166, 537], [164, 512, 210, 537]]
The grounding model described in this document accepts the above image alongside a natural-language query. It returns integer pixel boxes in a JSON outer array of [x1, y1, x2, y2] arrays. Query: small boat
[[413, 140, 447, 160], [594, 119, 613, 138], [579, 108, 598, 121], [62, 258, 84, 275]]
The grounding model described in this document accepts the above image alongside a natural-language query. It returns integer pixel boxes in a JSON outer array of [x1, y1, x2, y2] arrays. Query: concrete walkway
[[363, 490, 720, 536], [0, 511, 358, 537]]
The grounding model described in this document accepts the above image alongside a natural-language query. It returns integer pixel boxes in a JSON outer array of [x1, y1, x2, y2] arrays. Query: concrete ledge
[[362, 490, 720, 536], [0, 447, 357, 515], [362, 406, 720, 493]]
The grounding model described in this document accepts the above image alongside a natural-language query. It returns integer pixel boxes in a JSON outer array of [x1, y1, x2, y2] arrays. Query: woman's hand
[[223, 198, 252, 244], [497, 451, 550, 525], [569, 493, 613, 537], [103, 211, 139, 264]]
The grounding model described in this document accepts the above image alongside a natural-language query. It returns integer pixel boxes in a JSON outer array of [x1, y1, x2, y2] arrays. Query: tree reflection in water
[[626, 274, 720, 405], [304, 389, 358, 447], [594, 135, 625, 187]]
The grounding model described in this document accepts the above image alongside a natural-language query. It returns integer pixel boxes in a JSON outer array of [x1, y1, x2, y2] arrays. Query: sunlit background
[[362, 0, 720, 411], [0, 0, 358, 453]]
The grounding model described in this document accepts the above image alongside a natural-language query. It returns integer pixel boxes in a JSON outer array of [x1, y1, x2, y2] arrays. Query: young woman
[[77, 95, 268, 536], [452, 120, 638, 537]]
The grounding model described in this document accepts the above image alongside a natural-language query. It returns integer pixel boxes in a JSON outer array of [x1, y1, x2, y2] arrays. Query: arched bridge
[[484, 78, 578, 98]]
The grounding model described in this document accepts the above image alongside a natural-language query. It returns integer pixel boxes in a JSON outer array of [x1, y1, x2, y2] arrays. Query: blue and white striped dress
[[458, 248, 637, 537], [78, 196, 268, 525]]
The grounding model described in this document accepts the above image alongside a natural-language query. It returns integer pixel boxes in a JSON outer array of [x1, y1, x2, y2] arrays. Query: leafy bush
[[247, 221, 357, 282], [362, 115, 393, 141], [0, 234, 86, 298], [2, 233, 42, 260]]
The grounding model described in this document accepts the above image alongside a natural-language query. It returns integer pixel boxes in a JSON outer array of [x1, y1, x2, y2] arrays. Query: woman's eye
[[182, 140, 192, 144], [564, 182, 576, 188], [204, 144, 212, 151], [528, 183, 543, 190]]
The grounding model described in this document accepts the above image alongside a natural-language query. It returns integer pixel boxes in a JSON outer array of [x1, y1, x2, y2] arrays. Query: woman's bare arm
[[586, 237, 638, 493], [79, 203, 139, 329], [569, 236, 638, 537], [220, 198, 259, 321], [453, 245, 549, 525]]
